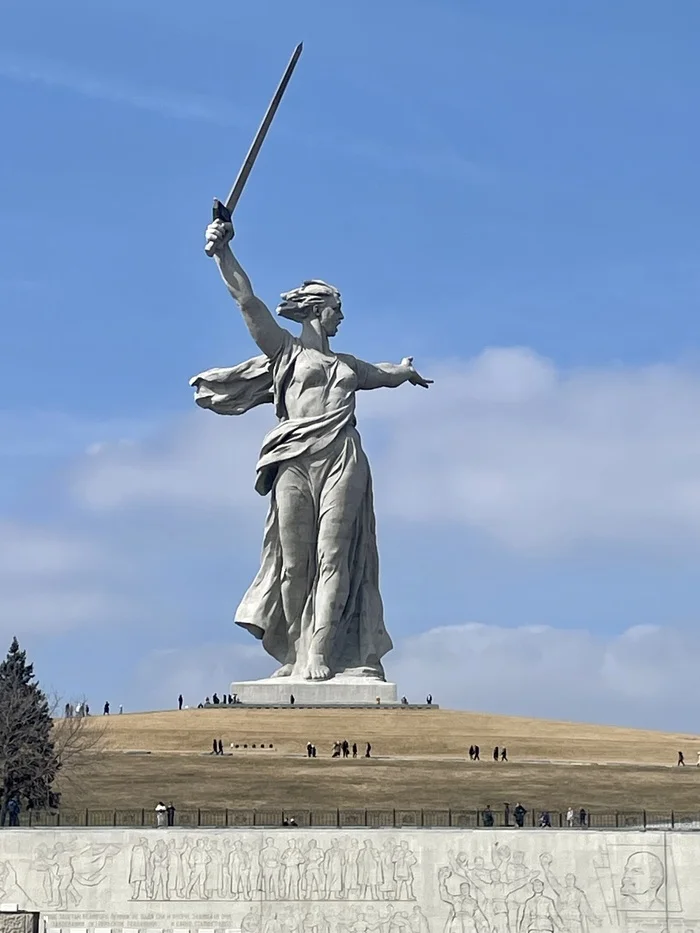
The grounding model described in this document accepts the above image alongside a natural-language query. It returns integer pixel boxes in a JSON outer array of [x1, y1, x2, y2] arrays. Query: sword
[[205, 42, 303, 255]]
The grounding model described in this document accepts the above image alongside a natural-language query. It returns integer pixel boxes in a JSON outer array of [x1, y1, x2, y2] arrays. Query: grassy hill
[[60, 707, 700, 814]]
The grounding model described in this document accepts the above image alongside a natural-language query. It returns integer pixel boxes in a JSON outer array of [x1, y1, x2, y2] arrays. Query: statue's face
[[318, 299, 343, 336]]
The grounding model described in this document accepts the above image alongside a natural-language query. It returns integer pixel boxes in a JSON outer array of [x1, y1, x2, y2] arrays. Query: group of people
[[481, 803, 589, 828], [468, 745, 508, 762], [102, 701, 123, 715], [63, 702, 89, 718], [154, 802, 176, 827], [330, 741, 371, 759]]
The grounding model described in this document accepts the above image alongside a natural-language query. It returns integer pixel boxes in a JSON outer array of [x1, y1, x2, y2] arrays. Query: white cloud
[[73, 347, 700, 553], [390, 621, 700, 730]]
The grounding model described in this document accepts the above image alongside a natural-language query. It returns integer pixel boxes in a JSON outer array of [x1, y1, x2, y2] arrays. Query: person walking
[[103, 701, 110, 715], [352, 742, 358, 758], [500, 747, 508, 762], [474, 744, 480, 760], [566, 806, 575, 827], [365, 742, 372, 758], [677, 751, 685, 766], [493, 746, 499, 762]]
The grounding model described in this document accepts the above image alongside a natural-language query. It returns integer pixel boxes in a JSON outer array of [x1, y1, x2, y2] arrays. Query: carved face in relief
[[620, 852, 665, 907]]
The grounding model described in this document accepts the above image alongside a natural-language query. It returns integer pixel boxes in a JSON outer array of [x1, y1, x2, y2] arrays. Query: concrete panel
[[0, 828, 695, 932]]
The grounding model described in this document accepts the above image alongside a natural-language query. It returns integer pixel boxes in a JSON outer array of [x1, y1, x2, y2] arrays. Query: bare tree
[[50, 695, 107, 799]]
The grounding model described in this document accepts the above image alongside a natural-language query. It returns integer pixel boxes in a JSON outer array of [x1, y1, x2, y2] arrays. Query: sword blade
[[224, 42, 303, 213]]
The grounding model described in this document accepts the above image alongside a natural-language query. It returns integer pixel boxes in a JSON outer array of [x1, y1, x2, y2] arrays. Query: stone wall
[[0, 828, 692, 932]]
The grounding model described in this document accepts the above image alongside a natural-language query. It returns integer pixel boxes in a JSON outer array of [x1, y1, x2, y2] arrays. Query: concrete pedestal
[[230, 676, 398, 706]]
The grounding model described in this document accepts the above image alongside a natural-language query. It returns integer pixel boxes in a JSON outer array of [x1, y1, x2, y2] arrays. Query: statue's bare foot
[[270, 663, 294, 678], [304, 654, 332, 681]]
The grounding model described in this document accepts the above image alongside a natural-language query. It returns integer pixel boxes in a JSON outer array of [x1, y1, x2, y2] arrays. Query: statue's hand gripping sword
[[204, 42, 303, 255]]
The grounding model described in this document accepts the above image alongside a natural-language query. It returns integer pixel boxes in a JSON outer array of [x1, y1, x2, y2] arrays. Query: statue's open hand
[[204, 219, 234, 257], [401, 357, 433, 389]]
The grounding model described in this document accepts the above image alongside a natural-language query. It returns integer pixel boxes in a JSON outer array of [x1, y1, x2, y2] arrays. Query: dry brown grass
[[57, 708, 700, 813]]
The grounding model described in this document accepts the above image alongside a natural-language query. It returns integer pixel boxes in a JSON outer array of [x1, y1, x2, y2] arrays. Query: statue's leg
[[304, 446, 367, 681], [274, 463, 315, 676]]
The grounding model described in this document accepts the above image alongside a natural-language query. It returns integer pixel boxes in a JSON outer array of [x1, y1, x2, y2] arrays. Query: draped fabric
[[190, 332, 392, 677]]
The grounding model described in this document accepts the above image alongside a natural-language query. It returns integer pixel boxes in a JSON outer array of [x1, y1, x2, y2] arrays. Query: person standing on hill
[[178, 694, 183, 710], [474, 745, 480, 760], [365, 742, 372, 758], [352, 742, 358, 758], [677, 751, 685, 766], [493, 746, 499, 762]]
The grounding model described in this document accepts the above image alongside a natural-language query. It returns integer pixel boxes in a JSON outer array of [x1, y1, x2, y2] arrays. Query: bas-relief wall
[[0, 829, 693, 933]]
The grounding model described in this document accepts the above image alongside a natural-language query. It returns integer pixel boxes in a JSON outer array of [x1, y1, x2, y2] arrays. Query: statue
[[191, 219, 432, 683]]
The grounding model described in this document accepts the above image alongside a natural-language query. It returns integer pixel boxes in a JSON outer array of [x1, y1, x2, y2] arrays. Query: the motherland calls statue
[[191, 219, 432, 683]]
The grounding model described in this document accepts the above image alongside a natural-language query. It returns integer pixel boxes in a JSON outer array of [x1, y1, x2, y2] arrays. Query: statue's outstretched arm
[[205, 219, 286, 359], [351, 356, 433, 391]]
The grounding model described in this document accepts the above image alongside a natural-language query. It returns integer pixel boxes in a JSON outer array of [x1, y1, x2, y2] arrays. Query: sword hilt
[[204, 198, 233, 257]]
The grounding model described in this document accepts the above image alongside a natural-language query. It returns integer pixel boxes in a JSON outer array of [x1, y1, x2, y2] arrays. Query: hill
[[60, 707, 700, 814]]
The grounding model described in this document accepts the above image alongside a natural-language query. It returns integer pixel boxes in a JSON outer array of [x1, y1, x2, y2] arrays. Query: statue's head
[[277, 280, 343, 336]]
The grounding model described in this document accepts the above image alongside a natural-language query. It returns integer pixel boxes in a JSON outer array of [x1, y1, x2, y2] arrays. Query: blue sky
[[2, 0, 700, 729]]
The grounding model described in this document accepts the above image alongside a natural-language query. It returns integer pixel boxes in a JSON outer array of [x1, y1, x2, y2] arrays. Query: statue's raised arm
[[205, 219, 286, 359]]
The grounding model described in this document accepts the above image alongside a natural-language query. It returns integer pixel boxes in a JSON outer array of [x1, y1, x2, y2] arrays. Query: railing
[[5, 807, 700, 830]]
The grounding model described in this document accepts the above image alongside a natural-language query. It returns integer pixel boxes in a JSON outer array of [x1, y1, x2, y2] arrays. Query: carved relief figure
[[519, 880, 564, 933], [438, 867, 489, 933], [539, 855, 600, 933], [283, 838, 306, 899], [187, 839, 211, 899], [261, 837, 283, 898], [325, 838, 346, 899], [358, 840, 383, 900], [305, 839, 325, 899], [150, 840, 168, 900], [393, 841, 417, 900], [196, 221, 432, 681], [619, 851, 665, 911], [129, 838, 150, 900], [167, 839, 186, 898], [229, 839, 252, 899], [410, 906, 431, 933]]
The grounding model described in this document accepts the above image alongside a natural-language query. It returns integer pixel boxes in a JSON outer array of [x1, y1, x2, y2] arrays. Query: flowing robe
[[191, 332, 392, 676]]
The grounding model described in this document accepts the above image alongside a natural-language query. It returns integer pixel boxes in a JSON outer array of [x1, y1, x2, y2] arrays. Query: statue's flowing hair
[[276, 280, 341, 323]]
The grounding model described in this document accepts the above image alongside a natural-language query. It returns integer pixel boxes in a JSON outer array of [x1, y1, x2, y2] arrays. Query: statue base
[[230, 676, 399, 707]]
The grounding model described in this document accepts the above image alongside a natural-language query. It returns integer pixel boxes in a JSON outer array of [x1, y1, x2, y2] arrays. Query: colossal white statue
[[191, 220, 431, 686]]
